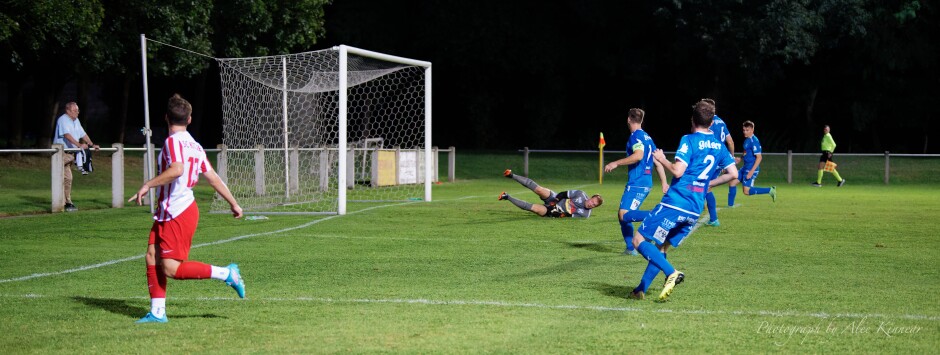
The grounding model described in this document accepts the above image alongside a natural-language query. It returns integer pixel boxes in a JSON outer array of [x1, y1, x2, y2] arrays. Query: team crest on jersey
[[678, 143, 689, 154]]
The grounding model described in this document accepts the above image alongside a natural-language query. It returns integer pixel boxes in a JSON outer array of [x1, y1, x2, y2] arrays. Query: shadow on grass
[[71, 296, 225, 320], [562, 241, 618, 254], [586, 282, 633, 300], [507, 256, 608, 279], [17, 194, 50, 211]]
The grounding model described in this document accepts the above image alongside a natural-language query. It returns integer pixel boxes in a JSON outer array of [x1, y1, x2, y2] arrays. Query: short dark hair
[[628, 108, 645, 124], [692, 100, 715, 128], [743, 120, 755, 128], [166, 94, 192, 126]]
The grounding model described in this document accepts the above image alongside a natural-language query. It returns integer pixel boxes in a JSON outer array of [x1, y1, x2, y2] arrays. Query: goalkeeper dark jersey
[[546, 190, 592, 218]]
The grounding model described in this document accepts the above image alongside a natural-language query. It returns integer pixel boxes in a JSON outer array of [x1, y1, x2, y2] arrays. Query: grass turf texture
[[0, 151, 938, 352]]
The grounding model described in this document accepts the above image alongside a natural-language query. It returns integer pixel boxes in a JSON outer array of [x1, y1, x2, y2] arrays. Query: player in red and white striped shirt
[[129, 94, 245, 323]]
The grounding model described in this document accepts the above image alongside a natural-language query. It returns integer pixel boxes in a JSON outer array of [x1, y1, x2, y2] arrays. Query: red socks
[[173, 261, 213, 279], [146, 264, 167, 298]]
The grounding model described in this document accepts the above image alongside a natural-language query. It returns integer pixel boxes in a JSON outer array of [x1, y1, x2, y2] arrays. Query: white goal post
[[215, 45, 432, 215], [141, 37, 432, 215]]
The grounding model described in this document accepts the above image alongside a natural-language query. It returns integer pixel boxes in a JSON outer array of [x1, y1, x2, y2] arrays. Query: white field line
[[0, 189, 718, 284], [2, 293, 937, 322], [4, 199, 938, 322], [0, 201, 419, 284]]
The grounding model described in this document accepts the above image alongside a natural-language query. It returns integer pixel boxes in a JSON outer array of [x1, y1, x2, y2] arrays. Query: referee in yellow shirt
[[813, 125, 846, 187]]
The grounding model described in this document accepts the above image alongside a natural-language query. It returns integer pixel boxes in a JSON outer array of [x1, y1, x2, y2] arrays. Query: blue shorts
[[637, 204, 698, 248], [738, 169, 760, 188], [619, 186, 651, 211]]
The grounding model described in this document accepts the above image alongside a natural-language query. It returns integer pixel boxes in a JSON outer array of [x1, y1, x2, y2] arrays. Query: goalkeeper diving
[[498, 169, 603, 218]]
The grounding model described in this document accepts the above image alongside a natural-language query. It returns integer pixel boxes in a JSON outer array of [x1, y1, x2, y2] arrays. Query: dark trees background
[[317, 0, 938, 153], [1, 0, 937, 153]]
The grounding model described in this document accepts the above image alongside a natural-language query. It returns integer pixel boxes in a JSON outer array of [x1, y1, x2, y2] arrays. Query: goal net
[[210, 46, 432, 215]]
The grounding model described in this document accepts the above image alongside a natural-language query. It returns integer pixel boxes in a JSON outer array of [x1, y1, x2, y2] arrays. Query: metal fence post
[[289, 147, 299, 193], [51, 144, 65, 213], [523, 147, 529, 177], [112, 143, 124, 208], [448, 146, 456, 182], [787, 150, 793, 184], [255, 145, 265, 196], [216, 144, 227, 183], [885, 151, 890, 185]]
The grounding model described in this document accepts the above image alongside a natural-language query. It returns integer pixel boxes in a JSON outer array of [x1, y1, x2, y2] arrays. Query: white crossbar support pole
[[338, 46, 349, 215], [340, 46, 432, 68], [140, 34, 155, 214], [424, 67, 432, 201], [282, 57, 290, 199]]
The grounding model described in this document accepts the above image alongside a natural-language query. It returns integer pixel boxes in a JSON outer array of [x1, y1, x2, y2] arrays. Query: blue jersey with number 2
[[661, 132, 735, 216]]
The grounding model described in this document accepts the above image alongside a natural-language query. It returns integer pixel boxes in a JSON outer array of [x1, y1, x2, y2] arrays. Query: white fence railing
[[1, 145, 456, 213], [519, 147, 940, 185]]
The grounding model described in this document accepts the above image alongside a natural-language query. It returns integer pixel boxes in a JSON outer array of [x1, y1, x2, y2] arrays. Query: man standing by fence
[[53, 102, 100, 212], [813, 125, 846, 187]]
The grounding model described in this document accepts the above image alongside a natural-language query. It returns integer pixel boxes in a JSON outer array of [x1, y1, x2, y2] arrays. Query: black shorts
[[819, 151, 833, 163], [541, 203, 569, 218]]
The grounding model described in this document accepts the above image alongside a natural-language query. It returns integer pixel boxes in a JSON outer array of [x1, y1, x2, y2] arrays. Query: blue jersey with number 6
[[661, 131, 735, 216], [626, 129, 657, 188]]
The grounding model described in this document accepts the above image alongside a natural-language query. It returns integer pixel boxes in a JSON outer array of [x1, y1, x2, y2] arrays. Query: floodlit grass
[[0, 152, 938, 352]]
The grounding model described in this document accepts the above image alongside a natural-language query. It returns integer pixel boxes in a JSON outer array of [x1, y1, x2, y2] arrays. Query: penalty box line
[[0, 201, 422, 284], [2, 293, 938, 322], [0, 192, 726, 284]]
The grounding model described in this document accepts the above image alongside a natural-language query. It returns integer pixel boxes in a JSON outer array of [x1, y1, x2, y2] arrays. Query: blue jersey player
[[603, 108, 667, 255], [701, 98, 737, 226], [628, 100, 738, 302], [737, 120, 776, 201]]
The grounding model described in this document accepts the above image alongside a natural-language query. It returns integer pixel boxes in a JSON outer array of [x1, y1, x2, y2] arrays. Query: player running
[[603, 108, 668, 255], [498, 170, 603, 218], [628, 100, 738, 301], [737, 120, 776, 201], [130, 94, 246, 324]]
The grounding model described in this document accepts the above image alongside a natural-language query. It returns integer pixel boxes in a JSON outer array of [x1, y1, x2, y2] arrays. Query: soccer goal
[[209, 45, 432, 215]]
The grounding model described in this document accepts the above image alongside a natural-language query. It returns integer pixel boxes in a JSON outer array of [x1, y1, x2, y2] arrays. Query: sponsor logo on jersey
[[698, 140, 722, 150], [660, 219, 676, 230]]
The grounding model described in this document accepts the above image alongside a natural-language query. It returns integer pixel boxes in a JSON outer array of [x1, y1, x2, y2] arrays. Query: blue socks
[[620, 210, 649, 251], [619, 219, 634, 251], [749, 187, 771, 195], [705, 192, 718, 222], [728, 185, 737, 206], [637, 241, 675, 276], [635, 253, 666, 293]]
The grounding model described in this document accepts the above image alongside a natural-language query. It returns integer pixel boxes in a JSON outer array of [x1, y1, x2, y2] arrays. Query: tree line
[[2, 1, 937, 153]]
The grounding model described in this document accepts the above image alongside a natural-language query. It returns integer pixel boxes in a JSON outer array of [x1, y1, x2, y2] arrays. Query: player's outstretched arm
[[604, 150, 643, 173], [725, 135, 735, 156], [748, 154, 763, 179], [653, 159, 669, 194], [710, 164, 739, 187], [653, 149, 686, 178], [128, 162, 184, 205], [202, 169, 243, 218]]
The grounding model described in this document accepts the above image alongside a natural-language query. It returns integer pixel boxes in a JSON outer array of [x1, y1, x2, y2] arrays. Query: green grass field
[[1, 152, 938, 352]]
